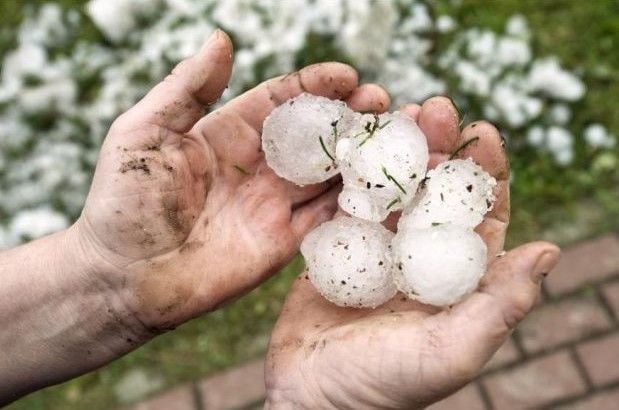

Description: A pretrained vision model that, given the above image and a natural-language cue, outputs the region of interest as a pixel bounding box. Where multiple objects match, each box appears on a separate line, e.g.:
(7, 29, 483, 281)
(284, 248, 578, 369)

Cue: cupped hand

(264, 97, 561, 409)
(75, 30, 389, 333)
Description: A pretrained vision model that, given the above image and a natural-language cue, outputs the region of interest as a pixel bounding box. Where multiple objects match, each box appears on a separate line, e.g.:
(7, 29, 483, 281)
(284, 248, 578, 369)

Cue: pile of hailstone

(263, 93, 497, 308)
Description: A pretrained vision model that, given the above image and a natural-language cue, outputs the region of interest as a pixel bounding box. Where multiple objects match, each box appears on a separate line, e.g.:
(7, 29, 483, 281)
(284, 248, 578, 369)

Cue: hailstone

(399, 158, 497, 231)
(392, 224, 487, 306)
(262, 93, 356, 185)
(300, 216, 397, 308)
(336, 112, 429, 222)
(261, 94, 497, 310)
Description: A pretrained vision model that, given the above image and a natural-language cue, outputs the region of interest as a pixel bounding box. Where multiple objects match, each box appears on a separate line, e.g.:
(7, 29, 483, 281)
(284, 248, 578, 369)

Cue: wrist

(0, 224, 155, 403)
(67, 219, 159, 342)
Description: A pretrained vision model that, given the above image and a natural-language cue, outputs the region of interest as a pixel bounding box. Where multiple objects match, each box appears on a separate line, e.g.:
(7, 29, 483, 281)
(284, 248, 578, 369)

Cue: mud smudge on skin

(145, 128, 168, 151)
(119, 158, 151, 175)
(162, 195, 183, 232)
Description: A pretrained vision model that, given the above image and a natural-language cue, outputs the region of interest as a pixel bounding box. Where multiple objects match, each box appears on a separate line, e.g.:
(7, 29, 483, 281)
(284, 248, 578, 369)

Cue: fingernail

(202, 29, 222, 51)
(533, 249, 560, 281)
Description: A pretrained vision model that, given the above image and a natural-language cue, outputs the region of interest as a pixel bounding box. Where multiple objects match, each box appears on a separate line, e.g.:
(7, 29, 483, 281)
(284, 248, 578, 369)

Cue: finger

(418, 96, 461, 157)
(475, 216, 508, 260)
(382, 211, 401, 232)
(437, 242, 560, 372)
(289, 175, 342, 209)
(192, 63, 359, 166)
(475, 180, 510, 259)
(455, 121, 510, 256)
(345, 84, 391, 113)
(114, 30, 233, 134)
(456, 121, 509, 181)
(398, 103, 422, 122)
(384, 100, 446, 230)
(219, 62, 358, 133)
(249, 162, 334, 208)
(289, 181, 332, 208)
(290, 184, 341, 243)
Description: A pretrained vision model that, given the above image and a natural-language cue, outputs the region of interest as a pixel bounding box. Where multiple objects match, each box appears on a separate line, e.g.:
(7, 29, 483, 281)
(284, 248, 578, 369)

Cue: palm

(77, 32, 390, 331)
(266, 98, 555, 409)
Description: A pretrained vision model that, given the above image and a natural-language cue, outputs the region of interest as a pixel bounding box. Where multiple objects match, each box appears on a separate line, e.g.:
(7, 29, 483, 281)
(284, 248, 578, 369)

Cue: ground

(2, 0, 619, 408)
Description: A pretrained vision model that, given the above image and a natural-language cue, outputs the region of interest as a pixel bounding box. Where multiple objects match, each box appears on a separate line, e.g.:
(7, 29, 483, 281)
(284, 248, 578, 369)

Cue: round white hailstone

(393, 225, 487, 306)
(300, 216, 397, 308)
(399, 158, 497, 230)
(336, 112, 429, 222)
(262, 93, 355, 185)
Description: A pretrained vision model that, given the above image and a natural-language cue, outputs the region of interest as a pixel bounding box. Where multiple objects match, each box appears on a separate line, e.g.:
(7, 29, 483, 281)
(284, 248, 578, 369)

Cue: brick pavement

(128, 233, 619, 409)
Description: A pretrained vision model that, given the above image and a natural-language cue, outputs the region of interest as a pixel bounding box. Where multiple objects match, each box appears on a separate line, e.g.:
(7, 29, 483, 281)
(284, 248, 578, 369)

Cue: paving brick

(198, 359, 265, 410)
(556, 387, 619, 410)
(483, 351, 586, 408)
(601, 280, 619, 318)
(483, 337, 520, 372)
(426, 383, 486, 410)
(546, 235, 619, 296)
(128, 385, 196, 410)
(576, 332, 619, 387)
(517, 295, 612, 353)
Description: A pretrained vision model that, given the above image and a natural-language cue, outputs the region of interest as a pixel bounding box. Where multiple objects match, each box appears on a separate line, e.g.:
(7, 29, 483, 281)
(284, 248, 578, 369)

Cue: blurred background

(1, 0, 618, 408)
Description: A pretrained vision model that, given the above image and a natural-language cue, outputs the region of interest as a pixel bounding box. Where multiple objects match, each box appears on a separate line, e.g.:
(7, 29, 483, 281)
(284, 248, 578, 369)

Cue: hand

(75, 30, 390, 334)
(264, 97, 561, 409)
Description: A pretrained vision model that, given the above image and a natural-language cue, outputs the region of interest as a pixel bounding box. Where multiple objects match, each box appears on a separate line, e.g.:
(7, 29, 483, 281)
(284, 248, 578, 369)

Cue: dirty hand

(75, 30, 389, 335)
(264, 97, 561, 409)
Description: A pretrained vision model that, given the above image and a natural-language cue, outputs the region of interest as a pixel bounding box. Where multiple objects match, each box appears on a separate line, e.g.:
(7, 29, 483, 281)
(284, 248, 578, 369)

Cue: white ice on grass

(392, 225, 487, 306)
(454, 61, 491, 96)
(546, 126, 574, 165)
(526, 126, 545, 147)
(438, 15, 587, 166)
(549, 104, 571, 125)
(8, 207, 69, 244)
(436, 15, 456, 33)
(524, 125, 576, 165)
(262, 93, 354, 185)
(336, 112, 429, 222)
(528, 58, 585, 101)
(584, 124, 616, 149)
(505, 14, 529, 38)
(399, 158, 497, 230)
(86, 0, 157, 43)
(0, 1, 601, 247)
(301, 216, 397, 308)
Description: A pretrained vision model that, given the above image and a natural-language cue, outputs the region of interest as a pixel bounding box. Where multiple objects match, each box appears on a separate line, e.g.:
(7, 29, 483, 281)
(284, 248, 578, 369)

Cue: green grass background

(1, 0, 619, 408)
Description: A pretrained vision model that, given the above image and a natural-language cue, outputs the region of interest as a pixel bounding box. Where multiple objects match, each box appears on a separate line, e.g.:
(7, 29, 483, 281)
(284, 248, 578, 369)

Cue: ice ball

(336, 112, 429, 222)
(262, 93, 355, 185)
(301, 216, 397, 308)
(399, 158, 497, 230)
(392, 224, 487, 306)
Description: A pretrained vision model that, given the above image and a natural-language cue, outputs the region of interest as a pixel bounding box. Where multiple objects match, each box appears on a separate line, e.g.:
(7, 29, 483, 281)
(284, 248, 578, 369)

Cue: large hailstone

(399, 158, 497, 231)
(336, 112, 429, 222)
(392, 225, 487, 306)
(262, 93, 356, 185)
(300, 216, 397, 308)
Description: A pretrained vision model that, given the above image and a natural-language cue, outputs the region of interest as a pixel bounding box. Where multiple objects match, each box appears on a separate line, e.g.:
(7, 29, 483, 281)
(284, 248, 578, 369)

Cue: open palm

(76, 31, 388, 332)
(265, 97, 560, 409)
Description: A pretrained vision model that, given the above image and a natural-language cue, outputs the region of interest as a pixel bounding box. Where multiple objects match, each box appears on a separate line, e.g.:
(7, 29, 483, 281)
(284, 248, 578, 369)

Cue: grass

(2, 0, 619, 408)
(432, 0, 619, 248)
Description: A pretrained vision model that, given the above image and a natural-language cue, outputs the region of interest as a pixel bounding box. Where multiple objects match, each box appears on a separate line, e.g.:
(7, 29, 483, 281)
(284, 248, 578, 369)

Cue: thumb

(475, 241, 561, 329)
(114, 29, 233, 134)
(437, 241, 561, 374)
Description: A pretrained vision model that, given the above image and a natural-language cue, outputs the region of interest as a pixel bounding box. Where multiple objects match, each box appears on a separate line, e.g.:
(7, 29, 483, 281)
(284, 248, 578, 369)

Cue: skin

(264, 98, 561, 409)
(0, 30, 560, 407)
(0, 31, 390, 404)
